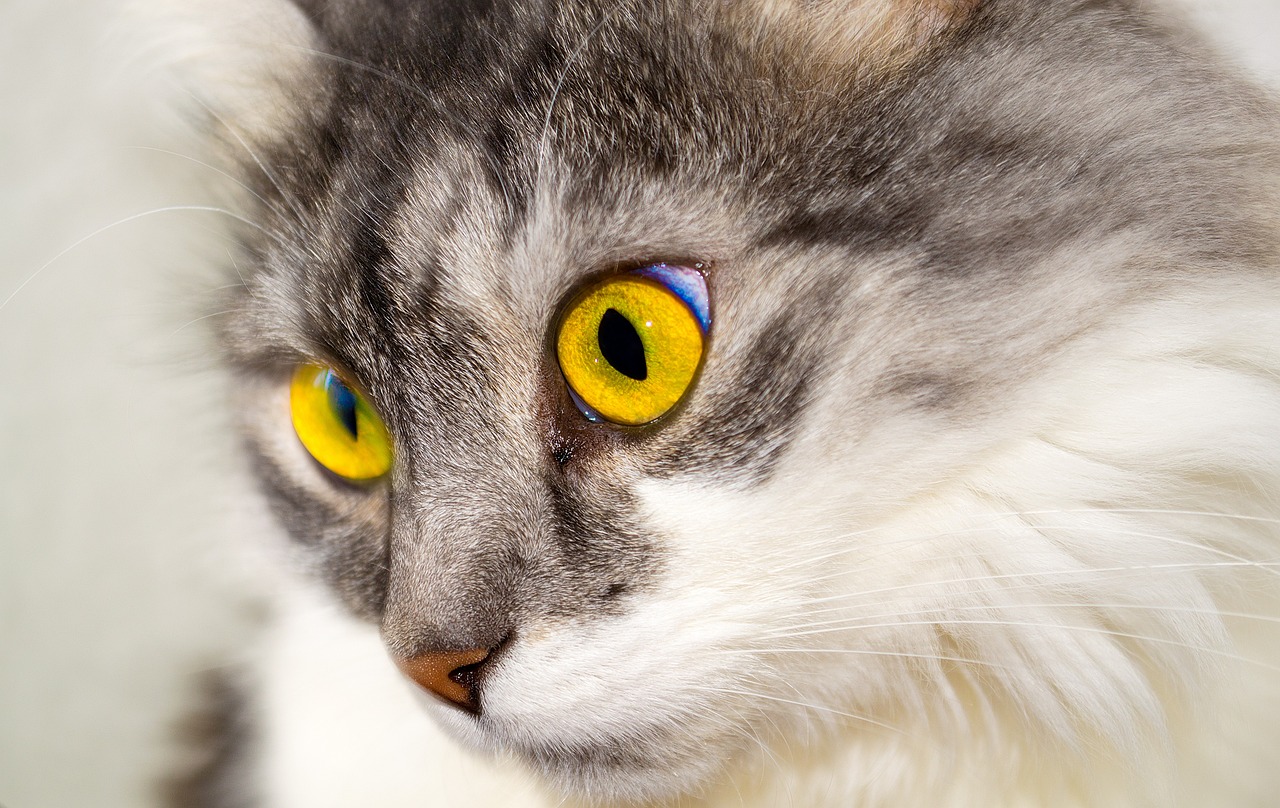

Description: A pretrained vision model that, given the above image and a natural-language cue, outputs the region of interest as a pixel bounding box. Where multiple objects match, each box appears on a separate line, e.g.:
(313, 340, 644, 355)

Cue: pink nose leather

(395, 648, 491, 712)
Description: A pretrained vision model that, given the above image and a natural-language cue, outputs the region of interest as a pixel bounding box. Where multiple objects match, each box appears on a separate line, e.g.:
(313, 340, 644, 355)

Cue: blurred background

(1, 2, 274, 806)
(2, 1, 1278, 807)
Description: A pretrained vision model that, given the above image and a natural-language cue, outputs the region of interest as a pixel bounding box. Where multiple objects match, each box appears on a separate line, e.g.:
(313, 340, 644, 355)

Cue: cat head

(212, 0, 1280, 801)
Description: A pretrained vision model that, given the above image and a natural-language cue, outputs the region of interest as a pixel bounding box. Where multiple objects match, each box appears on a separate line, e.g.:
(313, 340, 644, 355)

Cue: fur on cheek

(616, 291, 1280, 804)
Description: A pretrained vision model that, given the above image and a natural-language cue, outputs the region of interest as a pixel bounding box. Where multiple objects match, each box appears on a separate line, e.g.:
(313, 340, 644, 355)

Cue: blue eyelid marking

(631, 263, 711, 333)
(324, 370, 359, 438)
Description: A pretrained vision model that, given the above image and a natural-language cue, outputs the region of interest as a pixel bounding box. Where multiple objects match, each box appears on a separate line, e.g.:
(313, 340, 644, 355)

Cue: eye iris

(556, 272, 707, 426)
(290, 364, 392, 480)
(598, 308, 648, 381)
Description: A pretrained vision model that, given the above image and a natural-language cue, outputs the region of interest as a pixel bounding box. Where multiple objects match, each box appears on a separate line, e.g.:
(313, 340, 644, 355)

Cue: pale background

(1, 2, 1277, 807)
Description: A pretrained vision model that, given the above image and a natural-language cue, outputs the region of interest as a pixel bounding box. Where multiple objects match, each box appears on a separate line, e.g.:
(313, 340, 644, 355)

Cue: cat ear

(282, 0, 350, 38)
(737, 0, 981, 74)
(122, 0, 320, 144)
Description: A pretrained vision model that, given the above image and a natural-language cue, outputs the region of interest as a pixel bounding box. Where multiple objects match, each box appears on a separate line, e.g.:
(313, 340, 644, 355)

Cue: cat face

(221, 0, 1280, 801)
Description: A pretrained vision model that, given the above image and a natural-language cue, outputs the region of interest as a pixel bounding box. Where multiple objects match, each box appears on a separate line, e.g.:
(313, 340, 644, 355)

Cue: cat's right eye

(289, 364, 393, 481)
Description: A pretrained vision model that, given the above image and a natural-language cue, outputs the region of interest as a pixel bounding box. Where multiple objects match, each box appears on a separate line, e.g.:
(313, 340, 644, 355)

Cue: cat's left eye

(289, 364, 393, 481)
(556, 264, 710, 426)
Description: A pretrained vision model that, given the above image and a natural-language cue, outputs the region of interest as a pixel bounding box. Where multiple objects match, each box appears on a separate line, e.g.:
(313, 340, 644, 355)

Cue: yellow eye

(556, 266, 709, 426)
(289, 364, 393, 480)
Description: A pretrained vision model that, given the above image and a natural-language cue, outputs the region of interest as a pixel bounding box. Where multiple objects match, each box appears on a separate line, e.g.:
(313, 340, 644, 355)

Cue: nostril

(395, 648, 491, 713)
(447, 655, 488, 701)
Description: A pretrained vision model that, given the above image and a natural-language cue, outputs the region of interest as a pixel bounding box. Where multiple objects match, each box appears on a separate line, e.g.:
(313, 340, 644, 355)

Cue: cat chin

(503, 731, 724, 805)
(400, 681, 724, 804)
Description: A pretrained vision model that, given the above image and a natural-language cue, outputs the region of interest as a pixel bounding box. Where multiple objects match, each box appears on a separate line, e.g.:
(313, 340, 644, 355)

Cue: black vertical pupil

(598, 308, 647, 381)
(327, 376, 359, 439)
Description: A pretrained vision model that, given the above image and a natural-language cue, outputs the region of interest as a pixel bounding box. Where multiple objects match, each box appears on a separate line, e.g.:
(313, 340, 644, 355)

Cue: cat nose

(394, 648, 492, 713)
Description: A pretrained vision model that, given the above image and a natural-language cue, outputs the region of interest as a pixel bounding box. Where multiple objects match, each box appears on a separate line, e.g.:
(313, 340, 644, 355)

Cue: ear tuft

(120, 0, 319, 144)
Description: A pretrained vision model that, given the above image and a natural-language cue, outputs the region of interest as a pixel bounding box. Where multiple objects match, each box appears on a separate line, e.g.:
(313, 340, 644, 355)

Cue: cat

(169, 0, 1280, 805)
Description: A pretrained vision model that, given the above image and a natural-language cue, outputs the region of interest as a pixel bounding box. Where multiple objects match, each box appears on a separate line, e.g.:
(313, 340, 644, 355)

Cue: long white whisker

(756, 618, 1280, 672)
(801, 561, 1280, 610)
(765, 602, 1280, 637)
(128, 146, 286, 221)
(1018, 507, 1280, 526)
(180, 89, 308, 225)
(790, 562, 1280, 623)
(716, 647, 1018, 672)
(290, 45, 441, 108)
(223, 248, 249, 290)
(773, 508, 1280, 576)
(170, 309, 245, 336)
(767, 521, 943, 573)
(1, 206, 274, 313)
(684, 684, 906, 737)
(715, 698, 789, 785)
(793, 524, 1280, 606)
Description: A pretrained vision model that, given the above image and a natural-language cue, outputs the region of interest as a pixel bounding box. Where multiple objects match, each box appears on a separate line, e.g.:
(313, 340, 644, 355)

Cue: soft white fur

(3, 2, 1279, 808)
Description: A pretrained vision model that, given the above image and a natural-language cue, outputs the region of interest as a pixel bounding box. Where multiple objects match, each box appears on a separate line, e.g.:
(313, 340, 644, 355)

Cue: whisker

(228, 251, 248, 288)
(765, 601, 1280, 637)
(788, 525, 1280, 615)
(767, 521, 941, 573)
(756, 618, 1280, 673)
(170, 309, 245, 336)
(788, 563, 1280, 623)
(799, 560, 1280, 611)
(127, 146, 287, 221)
(1018, 507, 1280, 527)
(684, 684, 906, 737)
(715, 647, 1018, 673)
(1, 206, 276, 313)
(771, 508, 1280, 576)
(180, 89, 309, 226)
(712, 698, 788, 784)
(289, 46, 441, 110)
